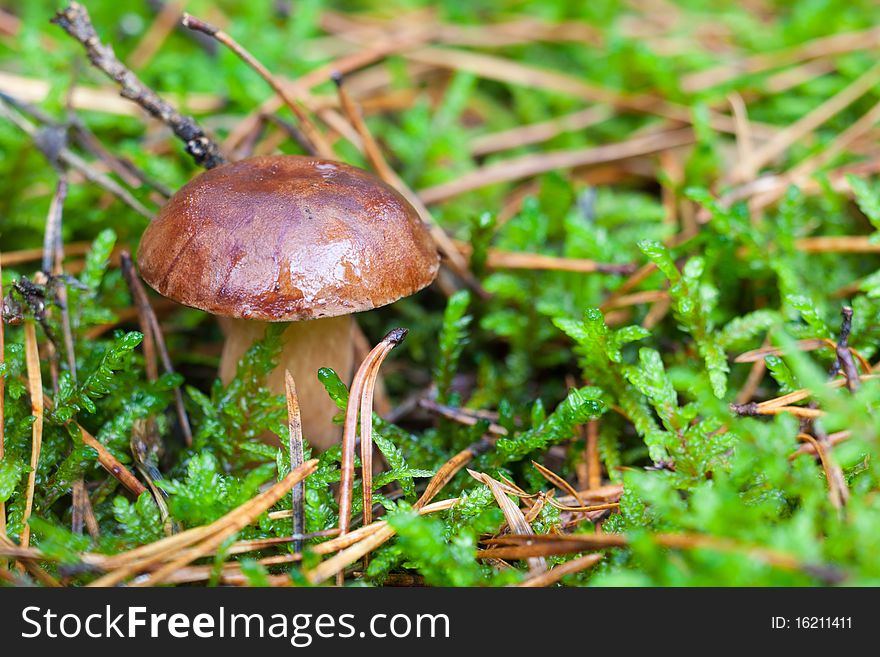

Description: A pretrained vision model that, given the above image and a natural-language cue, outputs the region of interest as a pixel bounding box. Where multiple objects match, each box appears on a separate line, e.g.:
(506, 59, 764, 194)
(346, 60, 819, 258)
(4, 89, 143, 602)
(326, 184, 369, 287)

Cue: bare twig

(52, 3, 225, 169)
(833, 307, 860, 392)
(119, 251, 192, 445)
(181, 13, 334, 160)
(0, 94, 156, 219)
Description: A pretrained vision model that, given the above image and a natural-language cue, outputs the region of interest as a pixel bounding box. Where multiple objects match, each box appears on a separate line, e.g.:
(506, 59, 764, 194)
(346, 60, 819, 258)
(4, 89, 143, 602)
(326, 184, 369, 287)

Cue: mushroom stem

(218, 316, 355, 451)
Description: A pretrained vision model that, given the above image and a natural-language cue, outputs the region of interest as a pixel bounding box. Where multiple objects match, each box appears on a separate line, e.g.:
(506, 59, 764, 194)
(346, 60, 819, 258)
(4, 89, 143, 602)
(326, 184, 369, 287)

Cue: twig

(19, 322, 43, 550)
(119, 251, 192, 445)
(52, 3, 225, 169)
(181, 13, 334, 160)
(418, 398, 508, 436)
(284, 372, 305, 554)
(833, 307, 860, 392)
(0, 94, 156, 220)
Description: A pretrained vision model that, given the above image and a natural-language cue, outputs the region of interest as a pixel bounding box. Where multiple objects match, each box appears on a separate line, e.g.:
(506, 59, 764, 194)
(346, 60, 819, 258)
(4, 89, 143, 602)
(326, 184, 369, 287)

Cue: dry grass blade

(223, 31, 432, 153)
(92, 459, 318, 586)
(480, 532, 838, 579)
(358, 344, 388, 530)
(19, 322, 43, 550)
(732, 61, 880, 180)
(304, 498, 458, 585)
(134, 460, 318, 587)
(585, 420, 601, 490)
(681, 26, 880, 92)
(516, 553, 603, 587)
(332, 72, 396, 182)
(0, 96, 156, 219)
(790, 430, 850, 459)
(182, 13, 334, 160)
(484, 250, 636, 275)
(419, 398, 508, 436)
(469, 470, 546, 574)
(735, 338, 829, 363)
(285, 371, 305, 553)
(0, 536, 60, 587)
(419, 128, 695, 204)
(404, 47, 760, 137)
(472, 106, 613, 157)
(796, 235, 880, 253)
(128, 0, 186, 71)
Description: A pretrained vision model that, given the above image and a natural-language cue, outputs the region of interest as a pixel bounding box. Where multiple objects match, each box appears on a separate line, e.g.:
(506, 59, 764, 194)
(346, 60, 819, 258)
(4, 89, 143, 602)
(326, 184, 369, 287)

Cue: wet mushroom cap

(137, 155, 440, 321)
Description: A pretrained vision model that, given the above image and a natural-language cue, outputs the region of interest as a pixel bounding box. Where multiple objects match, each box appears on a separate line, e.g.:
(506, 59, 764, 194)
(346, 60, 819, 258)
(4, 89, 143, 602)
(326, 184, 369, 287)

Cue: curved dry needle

(338, 329, 408, 537)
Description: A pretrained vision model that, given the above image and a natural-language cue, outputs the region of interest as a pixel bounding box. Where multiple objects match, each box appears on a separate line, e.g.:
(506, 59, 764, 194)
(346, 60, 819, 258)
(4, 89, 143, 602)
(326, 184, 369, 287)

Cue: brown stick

(0, 96, 156, 219)
(52, 3, 225, 169)
(181, 13, 334, 160)
(119, 251, 192, 445)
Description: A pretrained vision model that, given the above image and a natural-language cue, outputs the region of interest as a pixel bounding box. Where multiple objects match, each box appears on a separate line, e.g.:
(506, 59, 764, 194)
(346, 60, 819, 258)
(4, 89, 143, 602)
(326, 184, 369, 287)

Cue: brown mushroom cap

(137, 155, 439, 321)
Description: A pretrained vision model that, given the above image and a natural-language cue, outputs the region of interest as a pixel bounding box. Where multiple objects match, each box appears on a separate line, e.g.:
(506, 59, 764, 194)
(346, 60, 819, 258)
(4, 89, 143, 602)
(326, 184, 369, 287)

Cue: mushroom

(137, 155, 439, 450)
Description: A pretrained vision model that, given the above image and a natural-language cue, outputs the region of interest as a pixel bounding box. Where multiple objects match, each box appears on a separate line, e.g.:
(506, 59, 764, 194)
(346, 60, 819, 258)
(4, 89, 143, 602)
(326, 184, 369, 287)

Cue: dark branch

(52, 2, 226, 170)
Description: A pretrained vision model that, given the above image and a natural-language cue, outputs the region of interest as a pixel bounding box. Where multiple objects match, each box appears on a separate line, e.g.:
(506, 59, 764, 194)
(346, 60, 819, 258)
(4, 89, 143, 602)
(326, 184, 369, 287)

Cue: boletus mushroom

(137, 155, 439, 450)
